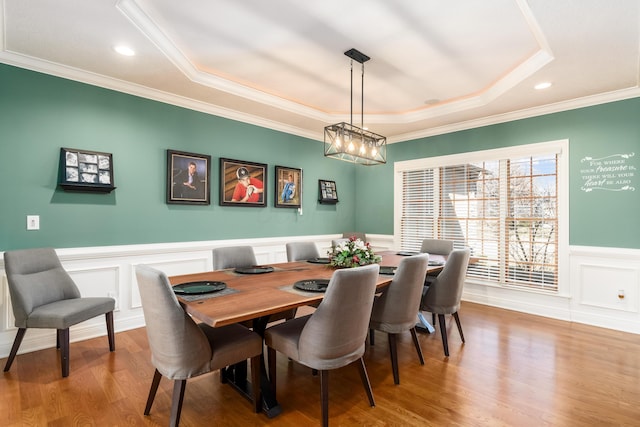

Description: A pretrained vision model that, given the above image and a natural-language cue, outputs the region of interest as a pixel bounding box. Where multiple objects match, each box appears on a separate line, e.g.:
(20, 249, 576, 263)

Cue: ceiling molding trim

(389, 87, 640, 143)
(116, 0, 331, 123)
(0, 50, 322, 142)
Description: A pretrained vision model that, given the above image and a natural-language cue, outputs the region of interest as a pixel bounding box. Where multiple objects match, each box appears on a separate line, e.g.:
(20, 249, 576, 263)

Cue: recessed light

(114, 45, 135, 56)
(534, 82, 552, 90)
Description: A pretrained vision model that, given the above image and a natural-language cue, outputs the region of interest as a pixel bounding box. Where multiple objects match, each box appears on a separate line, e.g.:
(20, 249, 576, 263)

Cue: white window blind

(399, 147, 561, 292)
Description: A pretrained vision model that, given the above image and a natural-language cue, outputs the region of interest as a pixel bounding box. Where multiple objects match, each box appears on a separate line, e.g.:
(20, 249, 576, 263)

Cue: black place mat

(307, 257, 331, 264)
(234, 266, 275, 274)
(293, 279, 330, 292)
(396, 251, 420, 256)
(428, 260, 445, 266)
(173, 281, 227, 295)
(379, 266, 397, 275)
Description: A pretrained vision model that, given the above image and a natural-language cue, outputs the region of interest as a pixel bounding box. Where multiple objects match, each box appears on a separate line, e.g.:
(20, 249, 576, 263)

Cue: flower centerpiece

(328, 236, 381, 268)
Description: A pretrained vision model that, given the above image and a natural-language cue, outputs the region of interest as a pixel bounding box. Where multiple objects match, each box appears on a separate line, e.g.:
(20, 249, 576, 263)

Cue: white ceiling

(1, 0, 639, 143)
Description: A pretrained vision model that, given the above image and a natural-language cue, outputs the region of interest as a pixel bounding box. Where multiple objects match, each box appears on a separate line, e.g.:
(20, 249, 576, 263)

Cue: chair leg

(144, 369, 163, 415)
(388, 333, 400, 385)
(432, 313, 436, 329)
(409, 327, 425, 365)
(170, 379, 187, 427)
(3, 327, 26, 372)
(437, 314, 449, 357)
(105, 311, 115, 351)
(319, 370, 329, 427)
(58, 328, 70, 377)
(267, 347, 277, 397)
(356, 357, 375, 407)
(369, 328, 375, 345)
(452, 312, 465, 343)
(250, 355, 261, 413)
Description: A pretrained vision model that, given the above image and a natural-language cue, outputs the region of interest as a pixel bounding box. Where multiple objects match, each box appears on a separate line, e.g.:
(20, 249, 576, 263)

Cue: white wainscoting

(463, 245, 640, 334)
(0, 234, 394, 358)
(2, 238, 637, 359)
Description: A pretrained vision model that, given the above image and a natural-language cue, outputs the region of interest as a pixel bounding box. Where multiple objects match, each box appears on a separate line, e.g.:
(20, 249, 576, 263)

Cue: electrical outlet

(27, 215, 40, 230)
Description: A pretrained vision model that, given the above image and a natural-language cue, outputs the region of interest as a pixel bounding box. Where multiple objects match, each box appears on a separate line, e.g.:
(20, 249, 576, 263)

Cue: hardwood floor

(2, 301, 639, 426)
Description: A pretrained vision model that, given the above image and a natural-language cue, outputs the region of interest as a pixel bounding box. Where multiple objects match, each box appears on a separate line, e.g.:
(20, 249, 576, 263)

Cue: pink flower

(352, 255, 360, 263)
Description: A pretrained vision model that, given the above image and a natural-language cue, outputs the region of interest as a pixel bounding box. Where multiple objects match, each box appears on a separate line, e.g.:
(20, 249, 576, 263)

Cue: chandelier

(324, 48, 386, 165)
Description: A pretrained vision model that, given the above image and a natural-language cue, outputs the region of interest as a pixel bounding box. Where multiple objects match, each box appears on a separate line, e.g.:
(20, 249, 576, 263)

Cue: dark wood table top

(169, 251, 444, 327)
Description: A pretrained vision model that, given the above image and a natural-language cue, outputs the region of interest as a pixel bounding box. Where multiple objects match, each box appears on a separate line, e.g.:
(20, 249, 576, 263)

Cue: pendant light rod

(344, 48, 370, 129)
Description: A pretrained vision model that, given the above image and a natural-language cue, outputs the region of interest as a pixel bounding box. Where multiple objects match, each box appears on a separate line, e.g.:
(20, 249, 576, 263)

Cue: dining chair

(264, 264, 380, 427)
(3, 248, 115, 378)
(211, 246, 257, 270)
(419, 238, 455, 328)
(420, 239, 454, 256)
(369, 254, 429, 384)
(285, 242, 320, 261)
(135, 265, 263, 426)
(342, 232, 366, 242)
(420, 248, 471, 357)
(420, 238, 454, 285)
(330, 238, 349, 249)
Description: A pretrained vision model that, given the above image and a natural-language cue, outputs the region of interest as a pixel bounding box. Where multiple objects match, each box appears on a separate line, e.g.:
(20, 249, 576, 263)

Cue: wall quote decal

(579, 152, 636, 192)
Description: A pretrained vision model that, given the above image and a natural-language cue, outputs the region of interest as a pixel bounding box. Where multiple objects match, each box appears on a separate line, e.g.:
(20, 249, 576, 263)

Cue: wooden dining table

(168, 251, 445, 417)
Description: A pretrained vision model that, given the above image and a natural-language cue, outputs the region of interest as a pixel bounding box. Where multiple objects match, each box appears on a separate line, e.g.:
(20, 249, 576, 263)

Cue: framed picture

(318, 179, 339, 204)
(166, 150, 211, 205)
(220, 158, 267, 207)
(59, 147, 116, 193)
(275, 166, 302, 208)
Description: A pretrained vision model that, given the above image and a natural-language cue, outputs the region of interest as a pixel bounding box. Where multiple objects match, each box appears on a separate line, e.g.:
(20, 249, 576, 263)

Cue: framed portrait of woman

(275, 165, 302, 208)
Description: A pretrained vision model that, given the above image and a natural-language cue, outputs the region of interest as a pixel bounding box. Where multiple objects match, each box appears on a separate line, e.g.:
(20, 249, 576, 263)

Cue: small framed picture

(275, 166, 302, 208)
(166, 150, 211, 205)
(220, 158, 267, 207)
(318, 179, 339, 204)
(59, 148, 115, 193)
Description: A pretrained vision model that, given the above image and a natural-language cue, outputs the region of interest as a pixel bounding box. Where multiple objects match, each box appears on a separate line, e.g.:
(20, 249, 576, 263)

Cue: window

(395, 140, 568, 293)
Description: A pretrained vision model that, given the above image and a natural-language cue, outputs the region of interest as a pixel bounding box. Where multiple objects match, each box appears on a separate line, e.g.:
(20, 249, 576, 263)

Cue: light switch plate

(27, 215, 40, 230)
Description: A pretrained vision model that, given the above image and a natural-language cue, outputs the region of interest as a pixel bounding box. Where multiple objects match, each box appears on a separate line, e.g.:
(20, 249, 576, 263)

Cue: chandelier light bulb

(348, 141, 355, 152)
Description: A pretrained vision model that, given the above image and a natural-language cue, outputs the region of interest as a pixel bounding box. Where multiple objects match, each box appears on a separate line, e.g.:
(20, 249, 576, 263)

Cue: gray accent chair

(342, 232, 366, 241)
(369, 254, 429, 384)
(420, 239, 454, 256)
(212, 246, 257, 270)
(285, 242, 320, 262)
(135, 265, 263, 426)
(420, 248, 471, 357)
(3, 248, 115, 377)
(330, 238, 349, 249)
(265, 264, 380, 427)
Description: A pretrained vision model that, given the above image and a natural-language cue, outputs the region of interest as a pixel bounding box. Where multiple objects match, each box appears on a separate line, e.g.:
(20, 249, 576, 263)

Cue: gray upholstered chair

(211, 246, 257, 270)
(285, 242, 320, 262)
(420, 248, 471, 357)
(330, 238, 349, 249)
(369, 254, 429, 384)
(342, 232, 366, 241)
(419, 238, 455, 328)
(3, 248, 115, 377)
(135, 265, 262, 426)
(265, 264, 380, 427)
(420, 238, 454, 256)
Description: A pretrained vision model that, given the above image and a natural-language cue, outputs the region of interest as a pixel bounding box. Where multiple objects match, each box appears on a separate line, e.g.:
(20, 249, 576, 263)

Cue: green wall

(0, 64, 358, 250)
(355, 98, 640, 249)
(2, 64, 639, 251)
